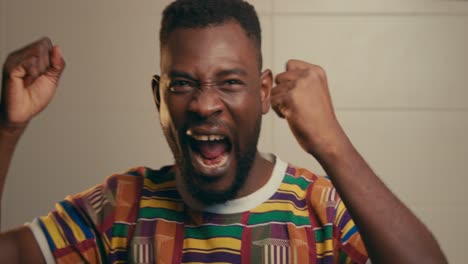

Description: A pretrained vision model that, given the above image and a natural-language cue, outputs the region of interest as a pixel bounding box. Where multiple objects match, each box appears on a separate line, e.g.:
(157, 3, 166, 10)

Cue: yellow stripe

(251, 201, 308, 217)
(277, 190, 302, 201)
(185, 262, 232, 264)
(342, 220, 355, 236)
(41, 216, 67, 249)
(315, 239, 334, 254)
(183, 248, 240, 254)
(55, 205, 86, 242)
(140, 199, 183, 211)
(278, 183, 307, 198)
(144, 179, 176, 191)
(267, 199, 307, 210)
(335, 200, 346, 224)
(317, 250, 334, 258)
(184, 237, 241, 251)
(111, 237, 127, 248)
(102, 234, 111, 253)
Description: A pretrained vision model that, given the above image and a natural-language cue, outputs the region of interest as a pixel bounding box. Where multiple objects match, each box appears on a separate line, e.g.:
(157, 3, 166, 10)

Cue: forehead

(160, 21, 259, 76)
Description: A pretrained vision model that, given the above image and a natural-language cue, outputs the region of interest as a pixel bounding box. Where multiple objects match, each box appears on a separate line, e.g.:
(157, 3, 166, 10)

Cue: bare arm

(0, 226, 46, 263)
(0, 37, 65, 263)
(0, 128, 45, 263)
(0, 125, 25, 216)
(271, 59, 447, 263)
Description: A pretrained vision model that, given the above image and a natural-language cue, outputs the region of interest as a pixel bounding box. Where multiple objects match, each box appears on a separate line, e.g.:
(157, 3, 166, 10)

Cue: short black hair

(160, 0, 262, 69)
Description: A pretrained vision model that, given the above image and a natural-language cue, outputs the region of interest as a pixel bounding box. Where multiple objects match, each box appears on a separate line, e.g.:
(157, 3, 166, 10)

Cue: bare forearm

(315, 130, 447, 263)
(271, 59, 446, 263)
(0, 226, 45, 263)
(0, 124, 25, 212)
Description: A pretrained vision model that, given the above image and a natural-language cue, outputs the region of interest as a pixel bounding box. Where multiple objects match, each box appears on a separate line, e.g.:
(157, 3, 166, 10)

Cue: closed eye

(219, 79, 245, 91)
(168, 80, 197, 93)
(225, 79, 242, 85)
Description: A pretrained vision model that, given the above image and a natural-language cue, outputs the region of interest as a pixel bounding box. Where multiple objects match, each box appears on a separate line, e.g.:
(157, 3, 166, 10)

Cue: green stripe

(339, 251, 348, 264)
(185, 225, 243, 239)
(146, 170, 176, 184)
(282, 175, 310, 190)
(248, 211, 310, 226)
(138, 207, 184, 222)
(314, 225, 333, 243)
(112, 223, 130, 237)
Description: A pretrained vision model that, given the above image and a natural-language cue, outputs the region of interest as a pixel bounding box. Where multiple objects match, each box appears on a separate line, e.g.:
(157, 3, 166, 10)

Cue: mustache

(182, 119, 229, 131)
(179, 119, 235, 142)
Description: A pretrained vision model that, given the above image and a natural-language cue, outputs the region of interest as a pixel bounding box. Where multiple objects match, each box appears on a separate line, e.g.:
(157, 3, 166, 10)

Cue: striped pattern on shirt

(36, 163, 368, 263)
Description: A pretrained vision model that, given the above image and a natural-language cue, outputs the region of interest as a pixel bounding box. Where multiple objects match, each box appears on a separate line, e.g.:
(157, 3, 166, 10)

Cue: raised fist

(271, 59, 344, 157)
(1, 37, 65, 129)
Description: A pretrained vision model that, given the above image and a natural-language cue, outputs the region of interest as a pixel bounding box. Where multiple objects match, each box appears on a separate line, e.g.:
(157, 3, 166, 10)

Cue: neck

(235, 151, 274, 198)
(177, 151, 275, 208)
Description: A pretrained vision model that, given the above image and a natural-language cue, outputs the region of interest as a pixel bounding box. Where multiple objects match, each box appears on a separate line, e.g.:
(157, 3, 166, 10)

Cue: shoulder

(283, 163, 369, 262)
(86, 165, 176, 195)
(67, 165, 177, 224)
(278, 163, 338, 208)
(105, 165, 174, 185)
(68, 166, 168, 200)
(281, 164, 334, 197)
(282, 163, 340, 218)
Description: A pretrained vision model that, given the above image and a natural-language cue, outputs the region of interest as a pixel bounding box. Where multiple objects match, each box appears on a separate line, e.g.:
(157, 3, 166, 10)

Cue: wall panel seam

(272, 12, 468, 17)
(336, 108, 468, 112)
(268, 14, 277, 153)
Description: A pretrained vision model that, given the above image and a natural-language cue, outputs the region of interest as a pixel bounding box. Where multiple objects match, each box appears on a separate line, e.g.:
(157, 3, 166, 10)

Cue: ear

(152, 75, 161, 110)
(260, 69, 273, 114)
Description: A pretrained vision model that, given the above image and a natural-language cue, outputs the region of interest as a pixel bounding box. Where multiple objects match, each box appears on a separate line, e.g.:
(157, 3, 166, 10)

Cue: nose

(187, 86, 223, 119)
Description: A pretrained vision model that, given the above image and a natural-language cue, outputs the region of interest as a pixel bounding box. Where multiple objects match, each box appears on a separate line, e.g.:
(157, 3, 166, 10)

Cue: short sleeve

(309, 176, 370, 264)
(32, 169, 144, 263)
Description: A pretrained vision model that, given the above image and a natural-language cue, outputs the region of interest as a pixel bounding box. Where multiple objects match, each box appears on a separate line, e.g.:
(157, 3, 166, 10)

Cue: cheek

(227, 88, 263, 112)
(160, 95, 187, 129)
(159, 103, 174, 131)
(159, 101, 185, 153)
(228, 95, 263, 142)
(159, 105, 171, 129)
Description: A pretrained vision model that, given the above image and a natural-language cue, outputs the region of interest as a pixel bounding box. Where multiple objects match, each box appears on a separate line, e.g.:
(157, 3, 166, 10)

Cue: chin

(178, 146, 256, 205)
(170, 116, 262, 205)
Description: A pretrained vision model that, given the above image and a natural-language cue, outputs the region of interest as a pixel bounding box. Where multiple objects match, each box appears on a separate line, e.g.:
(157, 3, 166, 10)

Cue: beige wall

(1, 0, 467, 262)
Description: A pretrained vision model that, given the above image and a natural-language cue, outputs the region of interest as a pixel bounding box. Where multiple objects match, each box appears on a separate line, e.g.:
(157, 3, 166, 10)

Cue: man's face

(156, 21, 271, 204)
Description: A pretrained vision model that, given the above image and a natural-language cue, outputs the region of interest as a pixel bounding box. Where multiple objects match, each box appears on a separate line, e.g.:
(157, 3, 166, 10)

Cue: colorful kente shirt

(29, 155, 369, 263)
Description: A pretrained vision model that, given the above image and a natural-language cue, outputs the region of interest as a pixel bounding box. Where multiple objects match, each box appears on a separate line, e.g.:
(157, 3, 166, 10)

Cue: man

(0, 0, 447, 263)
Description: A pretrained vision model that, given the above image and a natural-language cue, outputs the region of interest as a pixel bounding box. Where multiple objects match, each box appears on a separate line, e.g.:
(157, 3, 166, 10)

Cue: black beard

(180, 144, 256, 205)
(172, 118, 261, 205)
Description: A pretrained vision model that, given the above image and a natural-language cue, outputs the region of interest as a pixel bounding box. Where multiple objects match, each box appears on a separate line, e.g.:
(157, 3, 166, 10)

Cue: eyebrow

(215, 68, 248, 78)
(167, 68, 248, 80)
(167, 70, 196, 80)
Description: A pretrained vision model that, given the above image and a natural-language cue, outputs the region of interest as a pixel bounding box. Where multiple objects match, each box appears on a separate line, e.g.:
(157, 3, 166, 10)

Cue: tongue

(198, 141, 228, 159)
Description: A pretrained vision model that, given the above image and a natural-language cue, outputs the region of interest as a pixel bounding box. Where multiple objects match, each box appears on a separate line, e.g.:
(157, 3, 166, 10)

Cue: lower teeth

(199, 153, 226, 166)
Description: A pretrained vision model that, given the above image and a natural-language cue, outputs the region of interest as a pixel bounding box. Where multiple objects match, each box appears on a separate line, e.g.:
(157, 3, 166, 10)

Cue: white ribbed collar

(178, 153, 287, 214)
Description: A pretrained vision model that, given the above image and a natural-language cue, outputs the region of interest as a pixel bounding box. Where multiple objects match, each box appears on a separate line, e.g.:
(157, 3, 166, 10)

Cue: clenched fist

(271, 59, 346, 158)
(1, 37, 65, 130)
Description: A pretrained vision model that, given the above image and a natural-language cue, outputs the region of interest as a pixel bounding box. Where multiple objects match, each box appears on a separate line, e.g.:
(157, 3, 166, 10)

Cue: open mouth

(186, 130, 232, 169)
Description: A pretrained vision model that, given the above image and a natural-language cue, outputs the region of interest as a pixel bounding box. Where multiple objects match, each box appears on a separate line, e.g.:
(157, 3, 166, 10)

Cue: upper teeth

(186, 131, 225, 141)
(194, 134, 225, 141)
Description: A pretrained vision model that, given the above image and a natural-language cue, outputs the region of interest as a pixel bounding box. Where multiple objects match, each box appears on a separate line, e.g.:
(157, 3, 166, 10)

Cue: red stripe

(97, 211, 115, 233)
(171, 222, 184, 264)
(305, 227, 317, 264)
(342, 242, 368, 264)
(240, 211, 251, 263)
(53, 239, 97, 258)
(306, 182, 318, 263)
(306, 181, 320, 228)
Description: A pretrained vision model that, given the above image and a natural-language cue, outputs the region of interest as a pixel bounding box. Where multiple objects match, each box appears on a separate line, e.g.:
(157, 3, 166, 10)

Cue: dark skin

(0, 22, 447, 263)
(154, 22, 274, 203)
(0, 37, 63, 263)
